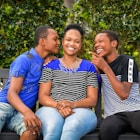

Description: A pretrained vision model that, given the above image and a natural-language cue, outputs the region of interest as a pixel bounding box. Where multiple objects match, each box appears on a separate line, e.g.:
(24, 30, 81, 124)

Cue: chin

(97, 53, 103, 57)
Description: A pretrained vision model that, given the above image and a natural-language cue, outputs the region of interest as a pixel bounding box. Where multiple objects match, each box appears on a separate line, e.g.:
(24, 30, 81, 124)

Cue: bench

(0, 68, 140, 140)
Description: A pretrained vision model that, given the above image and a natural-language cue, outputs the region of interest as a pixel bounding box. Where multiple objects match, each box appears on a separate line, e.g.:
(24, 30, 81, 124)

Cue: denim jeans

(0, 102, 26, 135)
(36, 106, 97, 140)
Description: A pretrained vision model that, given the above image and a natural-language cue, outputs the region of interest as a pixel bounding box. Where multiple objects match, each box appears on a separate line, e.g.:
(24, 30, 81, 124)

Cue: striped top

(100, 55, 140, 118)
(39, 59, 98, 102)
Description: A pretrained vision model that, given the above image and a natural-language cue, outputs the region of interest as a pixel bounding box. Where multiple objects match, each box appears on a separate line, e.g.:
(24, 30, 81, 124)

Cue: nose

(69, 40, 75, 46)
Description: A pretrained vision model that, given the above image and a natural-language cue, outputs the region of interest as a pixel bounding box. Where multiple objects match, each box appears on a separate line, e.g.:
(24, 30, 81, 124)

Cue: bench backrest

(0, 69, 9, 91)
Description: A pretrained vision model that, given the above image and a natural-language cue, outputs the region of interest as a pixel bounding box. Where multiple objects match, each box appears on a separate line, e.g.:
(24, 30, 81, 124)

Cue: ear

(39, 38, 45, 46)
(112, 40, 117, 48)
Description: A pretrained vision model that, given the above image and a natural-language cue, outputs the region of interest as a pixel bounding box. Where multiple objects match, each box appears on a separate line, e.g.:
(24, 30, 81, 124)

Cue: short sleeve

(10, 55, 30, 78)
(39, 68, 53, 83)
(121, 57, 139, 83)
(87, 64, 98, 88)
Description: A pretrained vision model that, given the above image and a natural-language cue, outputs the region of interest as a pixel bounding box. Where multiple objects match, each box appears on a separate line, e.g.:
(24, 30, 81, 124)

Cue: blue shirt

(0, 48, 43, 109)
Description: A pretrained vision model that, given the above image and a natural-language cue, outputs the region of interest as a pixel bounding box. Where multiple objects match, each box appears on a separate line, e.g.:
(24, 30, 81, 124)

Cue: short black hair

(34, 25, 53, 46)
(99, 30, 119, 49)
(64, 23, 85, 37)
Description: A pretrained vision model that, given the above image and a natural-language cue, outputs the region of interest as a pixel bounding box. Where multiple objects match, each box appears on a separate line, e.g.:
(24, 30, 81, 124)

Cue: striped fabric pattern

(39, 59, 98, 102)
(101, 55, 140, 118)
(102, 74, 140, 118)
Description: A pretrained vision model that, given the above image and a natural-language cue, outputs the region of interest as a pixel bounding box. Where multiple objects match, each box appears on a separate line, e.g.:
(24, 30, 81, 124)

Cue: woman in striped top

(36, 24, 99, 140)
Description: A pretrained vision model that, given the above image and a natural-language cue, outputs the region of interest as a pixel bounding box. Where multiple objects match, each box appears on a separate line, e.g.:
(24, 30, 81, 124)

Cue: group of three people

(0, 23, 140, 140)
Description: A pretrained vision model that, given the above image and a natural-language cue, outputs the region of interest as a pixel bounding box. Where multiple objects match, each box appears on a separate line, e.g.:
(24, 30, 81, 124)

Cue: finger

(67, 108, 74, 114)
(59, 110, 65, 117)
(35, 117, 42, 128)
(57, 101, 65, 109)
(61, 102, 65, 108)
(89, 51, 95, 55)
(25, 120, 32, 130)
(33, 126, 40, 133)
(31, 117, 42, 128)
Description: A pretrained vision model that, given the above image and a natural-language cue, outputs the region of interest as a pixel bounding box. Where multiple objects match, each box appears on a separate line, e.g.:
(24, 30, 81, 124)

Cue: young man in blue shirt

(0, 25, 60, 140)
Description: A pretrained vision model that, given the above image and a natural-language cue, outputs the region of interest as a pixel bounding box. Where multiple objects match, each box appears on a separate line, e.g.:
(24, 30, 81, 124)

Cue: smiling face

(43, 29, 60, 54)
(62, 29, 82, 56)
(94, 33, 117, 57)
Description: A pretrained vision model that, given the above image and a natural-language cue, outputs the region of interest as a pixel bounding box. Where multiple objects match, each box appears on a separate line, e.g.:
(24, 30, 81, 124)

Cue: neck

(35, 45, 49, 59)
(104, 53, 119, 64)
(61, 55, 80, 70)
(62, 55, 78, 65)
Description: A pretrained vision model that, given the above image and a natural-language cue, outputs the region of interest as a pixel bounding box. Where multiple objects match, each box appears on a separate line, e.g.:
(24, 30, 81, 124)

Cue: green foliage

(0, 0, 68, 68)
(67, 0, 140, 69)
(0, 0, 140, 70)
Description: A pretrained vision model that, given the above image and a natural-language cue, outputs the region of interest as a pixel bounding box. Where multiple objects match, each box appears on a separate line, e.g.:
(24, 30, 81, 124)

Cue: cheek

(77, 43, 82, 49)
(49, 41, 56, 46)
(62, 41, 67, 47)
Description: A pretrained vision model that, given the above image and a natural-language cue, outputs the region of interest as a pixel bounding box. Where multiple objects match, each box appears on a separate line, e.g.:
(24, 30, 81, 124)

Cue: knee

(63, 120, 80, 132)
(20, 130, 37, 140)
(42, 124, 63, 140)
(41, 120, 64, 138)
(100, 122, 119, 137)
(36, 107, 46, 118)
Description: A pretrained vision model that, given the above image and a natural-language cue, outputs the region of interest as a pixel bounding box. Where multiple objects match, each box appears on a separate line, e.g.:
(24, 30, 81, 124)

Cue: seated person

(0, 25, 60, 140)
(91, 30, 140, 140)
(36, 23, 99, 140)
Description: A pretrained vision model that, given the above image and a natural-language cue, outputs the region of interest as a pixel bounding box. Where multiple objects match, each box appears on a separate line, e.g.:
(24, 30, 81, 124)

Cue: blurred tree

(0, 0, 68, 68)
(66, 0, 140, 70)
(0, 0, 140, 70)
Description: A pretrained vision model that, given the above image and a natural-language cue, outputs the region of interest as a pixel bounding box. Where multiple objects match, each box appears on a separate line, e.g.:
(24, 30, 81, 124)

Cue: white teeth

(96, 49, 103, 54)
(68, 47, 74, 50)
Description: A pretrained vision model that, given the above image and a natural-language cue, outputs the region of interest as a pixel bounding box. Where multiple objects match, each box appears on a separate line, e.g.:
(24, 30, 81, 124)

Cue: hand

(90, 52, 109, 72)
(23, 109, 42, 135)
(56, 101, 66, 110)
(58, 106, 74, 118)
(44, 56, 57, 65)
(56, 100, 74, 110)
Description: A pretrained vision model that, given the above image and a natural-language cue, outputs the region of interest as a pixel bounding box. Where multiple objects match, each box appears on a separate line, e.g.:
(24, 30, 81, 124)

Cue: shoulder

(43, 59, 59, 69)
(81, 59, 97, 72)
(119, 54, 134, 61)
(9, 52, 33, 77)
(11, 51, 32, 67)
(118, 54, 137, 67)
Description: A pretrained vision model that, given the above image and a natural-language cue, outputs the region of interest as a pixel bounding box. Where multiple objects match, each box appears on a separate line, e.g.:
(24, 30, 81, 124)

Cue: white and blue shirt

(40, 59, 99, 102)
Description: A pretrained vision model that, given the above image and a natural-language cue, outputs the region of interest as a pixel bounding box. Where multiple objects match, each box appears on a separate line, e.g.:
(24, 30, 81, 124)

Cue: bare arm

(91, 53, 132, 100)
(38, 81, 57, 107)
(38, 81, 74, 118)
(7, 77, 41, 132)
(7, 77, 29, 113)
(60, 86, 98, 109)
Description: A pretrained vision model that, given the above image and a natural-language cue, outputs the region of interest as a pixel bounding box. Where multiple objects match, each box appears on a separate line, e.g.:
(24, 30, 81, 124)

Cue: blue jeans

(36, 106, 97, 140)
(0, 102, 26, 135)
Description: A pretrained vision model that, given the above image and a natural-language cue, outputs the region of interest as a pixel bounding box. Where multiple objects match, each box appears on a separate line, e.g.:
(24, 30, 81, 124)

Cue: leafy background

(0, 0, 140, 70)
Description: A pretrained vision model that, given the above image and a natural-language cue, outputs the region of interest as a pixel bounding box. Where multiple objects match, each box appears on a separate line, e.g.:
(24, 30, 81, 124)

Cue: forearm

(103, 66, 131, 99)
(71, 98, 97, 109)
(39, 95, 57, 108)
(7, 92, 31, 115)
